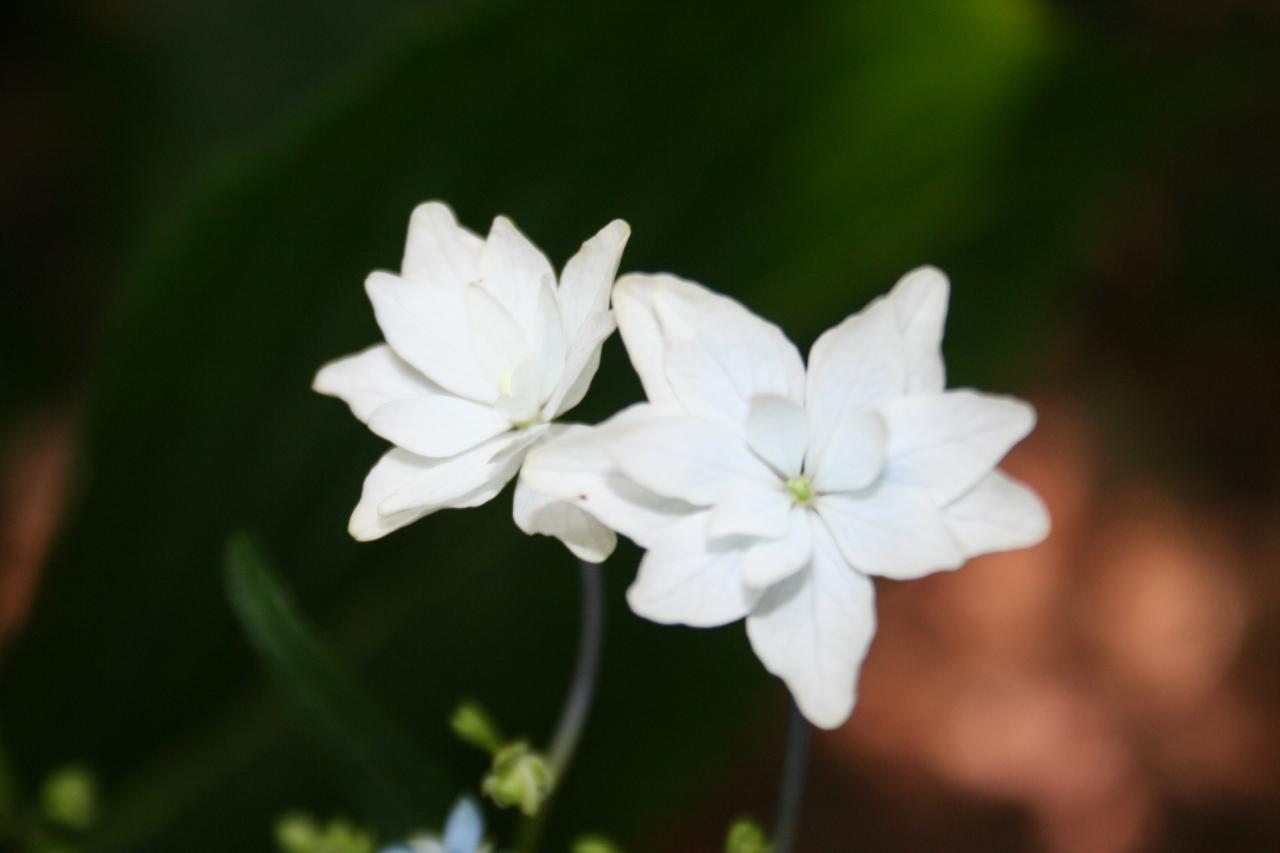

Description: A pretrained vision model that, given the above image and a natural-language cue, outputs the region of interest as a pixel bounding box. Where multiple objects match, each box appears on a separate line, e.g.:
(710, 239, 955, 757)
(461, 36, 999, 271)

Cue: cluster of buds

(451, 702, 553, 818)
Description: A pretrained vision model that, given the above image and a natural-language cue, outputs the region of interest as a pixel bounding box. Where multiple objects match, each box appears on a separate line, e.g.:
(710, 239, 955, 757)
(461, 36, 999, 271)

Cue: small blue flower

(380, 798, 495, 853)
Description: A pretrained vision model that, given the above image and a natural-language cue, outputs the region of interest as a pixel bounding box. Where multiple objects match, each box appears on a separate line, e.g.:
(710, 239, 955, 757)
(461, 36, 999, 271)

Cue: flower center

(786, 475, 814, 504)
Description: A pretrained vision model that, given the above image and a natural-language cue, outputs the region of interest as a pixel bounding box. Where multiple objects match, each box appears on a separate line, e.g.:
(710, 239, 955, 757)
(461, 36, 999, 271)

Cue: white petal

(746, 525, 877, 729)
(625, 511, 759, 628)
(817, 482, 964, 579)
(465, 282, 532, 382)
(808, 410, 887, 494)
(357, 429, 542, 528)
(401, 202, 484, 288)
(480, 216, 556, 348)
(312, 344, 439, 423)
(532, 275, 568, 401)
(600, 414, 775, 506)
(745, 394, 808, 477)
(513, 474, 617, 563)
(741, 508, 813, 588)
(493, 358, 542, 424)
(886, 266, 949, 395)
(805, 297, 906, 439)
(519, 414, 695, 548)
(542, 312, 615, 419)
(883, 390, 1036, 503)
(944, 470, 1049, 557)
(557, 219, 630, 341)
(366, 271, 496, 402)
(367, 395, 512, 458)
(613, 273, 805, 431)
(708, 482, 793, 539)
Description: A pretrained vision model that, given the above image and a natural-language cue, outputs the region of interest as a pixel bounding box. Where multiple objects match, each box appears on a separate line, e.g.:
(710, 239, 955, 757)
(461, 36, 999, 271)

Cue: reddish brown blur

(0, 411, 74, 658)
(820, 393, 1280, 853)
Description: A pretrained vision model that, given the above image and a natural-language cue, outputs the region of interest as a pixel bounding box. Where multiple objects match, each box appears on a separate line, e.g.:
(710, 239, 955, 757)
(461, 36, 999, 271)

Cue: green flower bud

(451, 701, 505, 755)
(481, 741, 553, 817)
(725, 818, 773, 853)
(274, 813, 374, 853)
(572, 835, 625, 853)
(275, 812, 321, 852)
(40, 766, 97, 832)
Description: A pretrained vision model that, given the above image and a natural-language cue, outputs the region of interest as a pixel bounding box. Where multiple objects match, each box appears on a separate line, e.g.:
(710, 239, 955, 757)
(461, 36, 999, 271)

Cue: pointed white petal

(519, 414, 695, 548)
(741, 508, 814, 588)
(533, 275, 568, 401)
(441, 798, 485, 853)
(360, 428, 542, 525)
(886, 266, 949, 395)
(312, 344, 439, 423)
(625, 511, 759, 627)
(513, 475, 617, 563)
(367, 394, 512, 458)
(542, 312, 615, 419)
(600, 414, 775, 506)
(401, 202, 484, 288)
(817, 482, 964, 579)
(944, 470, 1049, 556)
(558, 219, 629, 341)
(465, 282, 532, 383)
(480, 216, 556, 348)
(365, 271, 496, 402)
(745, 393, 808, 477)
(883, 390, 1036, 503)
(746, 525, 877, 729)
(708, 482, 792, 539)
(612, 273, 680, 404)
(805, 297, 906, 439)
(613, 274, 805, 431)
(808, 410, 887, 494)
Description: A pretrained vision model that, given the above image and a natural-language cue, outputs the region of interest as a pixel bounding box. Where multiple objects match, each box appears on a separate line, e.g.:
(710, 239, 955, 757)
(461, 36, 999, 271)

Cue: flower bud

(41, 765, 97, 832)
(572, 835, 625, 853)
(274, 813, 374, 853)
(481, 741, 553, 817)
(725, 818, 772, 853)
(450, 701, 505, 755)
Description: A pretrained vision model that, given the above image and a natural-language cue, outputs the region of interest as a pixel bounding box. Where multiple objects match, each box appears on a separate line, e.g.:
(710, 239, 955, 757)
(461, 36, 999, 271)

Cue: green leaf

(225, 533, 449, 834)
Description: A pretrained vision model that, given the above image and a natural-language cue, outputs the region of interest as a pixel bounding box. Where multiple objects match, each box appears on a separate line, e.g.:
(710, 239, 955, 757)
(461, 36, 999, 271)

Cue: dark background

(2, 1, 1279, 851)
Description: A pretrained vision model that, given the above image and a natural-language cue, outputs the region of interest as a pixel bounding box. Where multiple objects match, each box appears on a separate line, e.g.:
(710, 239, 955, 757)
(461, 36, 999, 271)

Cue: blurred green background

(3, 0, 1278, 851)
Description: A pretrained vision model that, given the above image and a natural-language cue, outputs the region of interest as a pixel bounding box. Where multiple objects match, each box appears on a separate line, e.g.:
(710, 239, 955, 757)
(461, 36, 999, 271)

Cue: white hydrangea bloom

(521, 268, 1049, 727)
(314, 202, 628, 561)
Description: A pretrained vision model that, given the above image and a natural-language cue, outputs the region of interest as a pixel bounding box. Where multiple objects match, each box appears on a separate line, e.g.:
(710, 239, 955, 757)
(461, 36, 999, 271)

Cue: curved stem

(517, 559, 605, 852)
(547, 560, 604, 776)
(773, 698, 811, 853)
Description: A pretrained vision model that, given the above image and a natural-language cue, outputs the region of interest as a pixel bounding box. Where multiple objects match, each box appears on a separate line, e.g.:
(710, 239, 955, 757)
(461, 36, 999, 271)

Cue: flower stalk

(518, 559, 605, 852)
(773, 699, 811, 853)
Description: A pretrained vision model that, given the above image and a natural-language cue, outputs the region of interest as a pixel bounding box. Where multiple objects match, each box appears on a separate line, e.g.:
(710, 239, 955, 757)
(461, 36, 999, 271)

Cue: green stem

(517, 559, 605, 852)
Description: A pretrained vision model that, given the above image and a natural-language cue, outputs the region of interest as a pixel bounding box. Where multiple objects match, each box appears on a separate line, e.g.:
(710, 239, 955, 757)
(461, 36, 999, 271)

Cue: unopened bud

(274, 813, 374, 853)
(725, 818, 772, 853)
(41, 765, 97, 832)
(481, 741, 553, 817)
(450, 701, 505, 755)
(572, 835, 625, 853)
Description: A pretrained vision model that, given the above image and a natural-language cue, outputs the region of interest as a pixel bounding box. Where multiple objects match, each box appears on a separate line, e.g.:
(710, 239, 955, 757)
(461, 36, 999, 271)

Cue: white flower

(314, 202, 628, 561)
(521, 267, 1049, 728)
(381, 798, 496, 853)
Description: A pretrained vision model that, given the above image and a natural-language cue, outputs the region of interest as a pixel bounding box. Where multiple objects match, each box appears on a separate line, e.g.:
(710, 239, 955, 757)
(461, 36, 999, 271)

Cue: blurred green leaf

(225, 534, 449, 833)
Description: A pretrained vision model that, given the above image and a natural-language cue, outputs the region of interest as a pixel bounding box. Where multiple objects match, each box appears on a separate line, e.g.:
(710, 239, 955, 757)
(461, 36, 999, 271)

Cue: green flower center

(786, 475, 814, 504)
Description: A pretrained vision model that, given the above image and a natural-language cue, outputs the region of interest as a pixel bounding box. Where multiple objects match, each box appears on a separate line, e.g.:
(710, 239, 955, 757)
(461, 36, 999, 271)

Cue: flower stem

(773, 698, 811, 853)
(517, 558, 605, 852)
